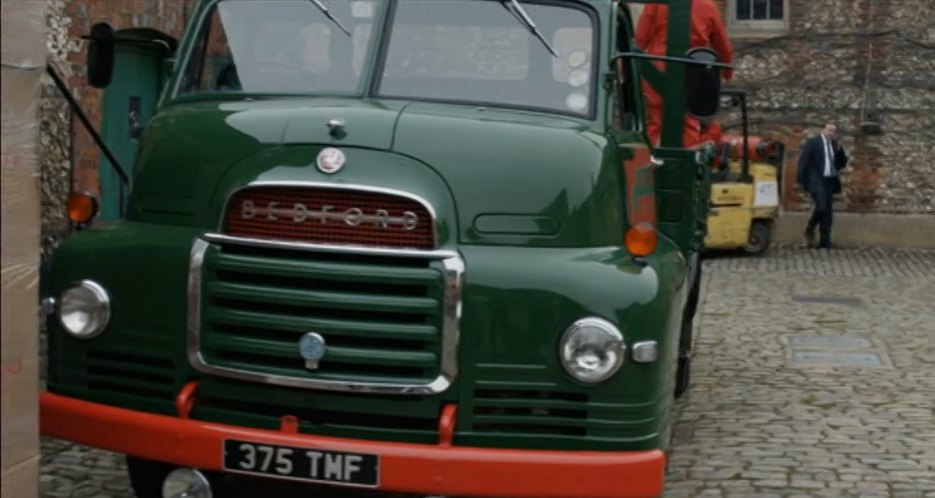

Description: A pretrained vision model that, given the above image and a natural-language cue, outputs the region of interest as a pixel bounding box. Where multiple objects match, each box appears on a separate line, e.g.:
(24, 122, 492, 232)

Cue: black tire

(674, 319, 693, 399)
(744, 221, 772, 256)
(684, 253, 702, 321)
(127, 457, 231, 498)
(659, 419, 674, 474)
(127, 457, 173, 498)
(675, 254, 701, 399)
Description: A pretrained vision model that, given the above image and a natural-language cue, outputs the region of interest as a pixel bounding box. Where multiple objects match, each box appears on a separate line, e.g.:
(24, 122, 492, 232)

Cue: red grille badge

(224, 186, 435, 250)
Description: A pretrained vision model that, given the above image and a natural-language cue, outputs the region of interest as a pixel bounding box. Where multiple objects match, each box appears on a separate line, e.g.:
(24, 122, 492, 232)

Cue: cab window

(612, 7, 640, 131)
(179, 0, 378, 95)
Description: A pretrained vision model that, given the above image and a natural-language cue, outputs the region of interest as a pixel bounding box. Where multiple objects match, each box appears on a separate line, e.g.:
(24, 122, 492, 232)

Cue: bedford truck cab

(41, 1, 726, 497)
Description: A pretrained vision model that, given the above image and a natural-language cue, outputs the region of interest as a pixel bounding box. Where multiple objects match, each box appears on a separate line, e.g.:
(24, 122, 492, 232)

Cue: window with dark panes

(735, 0, 784, 21)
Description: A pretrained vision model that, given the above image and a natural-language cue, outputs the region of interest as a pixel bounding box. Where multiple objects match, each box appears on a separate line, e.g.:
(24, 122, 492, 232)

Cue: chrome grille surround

(187, 231, 463, 395)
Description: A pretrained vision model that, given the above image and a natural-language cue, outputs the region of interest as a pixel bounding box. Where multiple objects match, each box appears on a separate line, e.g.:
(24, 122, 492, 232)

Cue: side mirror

(86, 22, 115, 88)
(719, 94, 741, 109)
(684, 48, 722, 122)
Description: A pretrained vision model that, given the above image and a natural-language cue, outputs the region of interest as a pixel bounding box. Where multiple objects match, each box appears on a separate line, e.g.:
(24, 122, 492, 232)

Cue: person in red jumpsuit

(635, 0, 734, 147)
(700, 119, 723, 145)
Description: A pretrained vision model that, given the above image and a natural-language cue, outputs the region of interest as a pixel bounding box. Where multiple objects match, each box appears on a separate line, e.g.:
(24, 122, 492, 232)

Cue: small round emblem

(317, 147, 346, 174)
(299, 332, 327, 370)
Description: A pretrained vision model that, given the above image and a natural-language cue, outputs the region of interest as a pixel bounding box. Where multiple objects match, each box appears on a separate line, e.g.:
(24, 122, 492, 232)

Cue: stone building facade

(38, 0, 934, 254)
(718, 0, 934, 213)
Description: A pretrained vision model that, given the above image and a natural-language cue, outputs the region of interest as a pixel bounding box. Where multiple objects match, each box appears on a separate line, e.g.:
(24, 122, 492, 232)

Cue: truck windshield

(179, 0, 379, 95)
(379, 0, 595, 116)
(180, 0, 595, 116)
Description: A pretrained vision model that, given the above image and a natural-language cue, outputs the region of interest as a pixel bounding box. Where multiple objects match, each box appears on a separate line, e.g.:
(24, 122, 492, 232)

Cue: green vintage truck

(40, 1, 726, 497)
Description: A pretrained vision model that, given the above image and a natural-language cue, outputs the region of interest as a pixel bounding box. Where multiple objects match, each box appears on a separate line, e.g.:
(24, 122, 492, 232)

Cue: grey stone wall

(726, 0, 935, 213)
(40, 0, 73, 259)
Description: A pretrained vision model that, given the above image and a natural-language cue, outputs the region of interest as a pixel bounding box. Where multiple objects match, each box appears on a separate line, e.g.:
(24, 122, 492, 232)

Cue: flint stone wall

(725, 0, 934, 213)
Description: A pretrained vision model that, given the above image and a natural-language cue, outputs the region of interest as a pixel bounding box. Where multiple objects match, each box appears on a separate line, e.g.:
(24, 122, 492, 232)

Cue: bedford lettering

(238, 201, 419, 231)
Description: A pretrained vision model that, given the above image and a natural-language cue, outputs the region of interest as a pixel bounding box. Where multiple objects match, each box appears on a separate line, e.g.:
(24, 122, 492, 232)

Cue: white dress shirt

(821, 134, 835, 177)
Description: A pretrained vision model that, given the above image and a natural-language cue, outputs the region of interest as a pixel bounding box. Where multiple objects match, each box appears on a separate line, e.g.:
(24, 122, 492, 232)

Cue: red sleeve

(635, 5, 658, 51)
(707, 5, 734, 80)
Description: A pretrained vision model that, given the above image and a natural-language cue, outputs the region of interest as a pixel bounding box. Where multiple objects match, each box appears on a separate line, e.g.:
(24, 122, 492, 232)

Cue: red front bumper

(40, 392, 665, 498)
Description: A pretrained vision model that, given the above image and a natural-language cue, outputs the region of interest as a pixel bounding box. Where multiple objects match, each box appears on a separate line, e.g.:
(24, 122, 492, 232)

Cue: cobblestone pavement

(40, 247, 935, 498)
(664, 246, 935, 498)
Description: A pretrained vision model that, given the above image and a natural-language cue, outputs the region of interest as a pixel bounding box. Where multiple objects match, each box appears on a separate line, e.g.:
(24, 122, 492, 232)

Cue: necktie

(825, 138, 836, 177)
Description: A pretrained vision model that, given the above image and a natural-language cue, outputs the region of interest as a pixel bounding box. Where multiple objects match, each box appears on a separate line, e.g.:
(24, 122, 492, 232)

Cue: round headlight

(559, 317, 625, 384)
(58, 280, 110, 339)
(163, 468, 212, 498)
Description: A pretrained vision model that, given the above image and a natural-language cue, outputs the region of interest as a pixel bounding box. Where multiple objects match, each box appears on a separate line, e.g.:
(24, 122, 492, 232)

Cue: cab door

(609, 4, 657, 237)
(616, 1, 711, 254)
(98, 30, 176, 220)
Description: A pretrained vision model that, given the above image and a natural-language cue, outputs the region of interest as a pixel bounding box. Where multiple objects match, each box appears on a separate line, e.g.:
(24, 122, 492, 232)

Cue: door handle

(128, 96, 144, 139)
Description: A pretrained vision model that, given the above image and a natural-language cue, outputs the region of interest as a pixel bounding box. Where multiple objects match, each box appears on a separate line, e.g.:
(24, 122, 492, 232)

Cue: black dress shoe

(804, 230, 817, 248)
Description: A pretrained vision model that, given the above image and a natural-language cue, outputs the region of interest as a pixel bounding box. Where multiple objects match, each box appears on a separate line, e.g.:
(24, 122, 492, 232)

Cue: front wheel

(744, 221, 772, 256)
(127, 457, 173, 498)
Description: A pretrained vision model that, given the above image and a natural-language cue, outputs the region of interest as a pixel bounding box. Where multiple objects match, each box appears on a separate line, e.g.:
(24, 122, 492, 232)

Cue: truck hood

(131, 99, 623, 246)
(392, 103, 620, 245)
(130, 98, 404, 224)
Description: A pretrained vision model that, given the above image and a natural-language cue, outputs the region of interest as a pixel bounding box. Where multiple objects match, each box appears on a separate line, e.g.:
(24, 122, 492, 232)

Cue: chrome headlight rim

(57, 279, 111, 339)
(163, 468, 213, 498)
(559, 317, 626, 385)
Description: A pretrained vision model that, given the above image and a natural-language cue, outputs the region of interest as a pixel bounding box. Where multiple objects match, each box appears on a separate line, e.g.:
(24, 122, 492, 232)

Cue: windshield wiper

(500, 0, 558, 57)
(308, 0, 352, 37)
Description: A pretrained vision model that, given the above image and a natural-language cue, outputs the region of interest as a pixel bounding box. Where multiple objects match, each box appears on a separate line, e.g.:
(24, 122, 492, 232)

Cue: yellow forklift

(704, 89, 784, 255)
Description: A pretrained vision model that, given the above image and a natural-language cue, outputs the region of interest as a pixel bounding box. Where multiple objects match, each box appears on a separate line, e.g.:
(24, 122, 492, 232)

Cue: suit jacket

(797, 135, 848, 195)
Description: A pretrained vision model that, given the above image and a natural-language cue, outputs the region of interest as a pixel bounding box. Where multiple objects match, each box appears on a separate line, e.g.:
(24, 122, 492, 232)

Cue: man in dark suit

(797, 123, 849, 248)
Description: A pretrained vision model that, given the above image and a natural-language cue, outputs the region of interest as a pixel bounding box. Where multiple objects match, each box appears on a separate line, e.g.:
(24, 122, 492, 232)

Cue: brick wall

(62, 0, 198, 195)
(724, 0, 935, 213)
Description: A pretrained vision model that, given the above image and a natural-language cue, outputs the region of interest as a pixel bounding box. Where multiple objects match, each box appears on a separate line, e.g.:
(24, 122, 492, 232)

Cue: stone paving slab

(39, 248, 935, 497)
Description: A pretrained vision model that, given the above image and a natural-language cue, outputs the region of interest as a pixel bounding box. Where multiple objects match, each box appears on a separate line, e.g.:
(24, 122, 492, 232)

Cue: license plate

(754, 181, 778, 207)
(223, 439, 379, 487)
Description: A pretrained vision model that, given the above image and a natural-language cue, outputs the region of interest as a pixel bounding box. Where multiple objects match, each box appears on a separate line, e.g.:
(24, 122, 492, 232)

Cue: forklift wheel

(744, 221, 772, 256)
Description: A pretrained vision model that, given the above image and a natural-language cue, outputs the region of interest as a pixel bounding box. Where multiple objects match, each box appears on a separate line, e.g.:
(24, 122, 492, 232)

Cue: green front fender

(454, 241, 689, 449)
(45, 221, 203, 414)
(457, 241, 688, 388)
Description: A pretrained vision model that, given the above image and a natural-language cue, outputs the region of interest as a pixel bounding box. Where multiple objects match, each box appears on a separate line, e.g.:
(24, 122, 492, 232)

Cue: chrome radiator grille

(188, 234, 462, 395)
